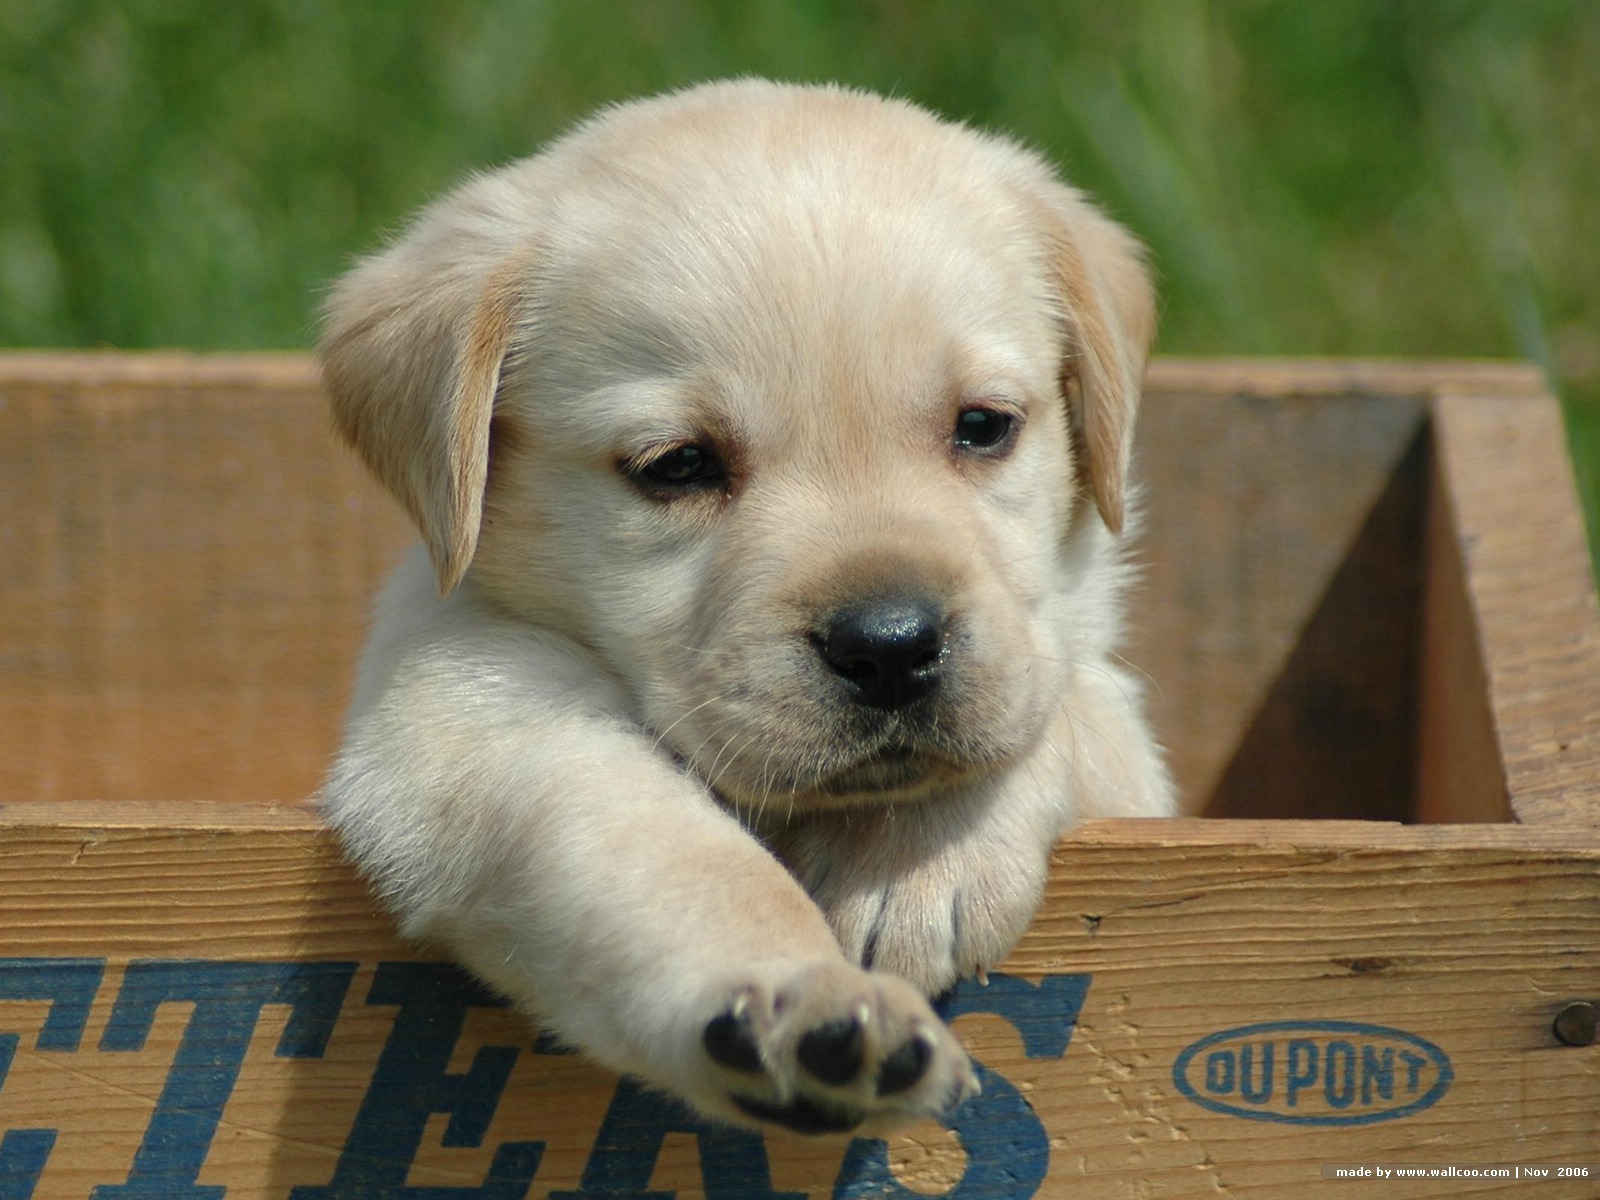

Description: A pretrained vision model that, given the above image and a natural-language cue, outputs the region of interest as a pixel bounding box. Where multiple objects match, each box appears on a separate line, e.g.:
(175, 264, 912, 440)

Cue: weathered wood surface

(1133, 390, 1429, 818)
(1427, 391, 1600, 828)
(0, 818, 1595, 1199)
(0, 356, 411, 806)
(0, 350, 1548, 394)
(6, 353, 1591, 817)
(3, 354, 1599, 1197)
(1146, 357, 1547, 398)
(1415, 424, 1510, 825)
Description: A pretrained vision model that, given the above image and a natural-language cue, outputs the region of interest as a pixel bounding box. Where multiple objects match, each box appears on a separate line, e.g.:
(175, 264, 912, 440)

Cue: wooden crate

(0, 354, 1595, 1199)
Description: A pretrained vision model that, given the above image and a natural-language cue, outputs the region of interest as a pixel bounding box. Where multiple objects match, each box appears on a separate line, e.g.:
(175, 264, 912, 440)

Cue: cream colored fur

(321, 79, 1174, 1135)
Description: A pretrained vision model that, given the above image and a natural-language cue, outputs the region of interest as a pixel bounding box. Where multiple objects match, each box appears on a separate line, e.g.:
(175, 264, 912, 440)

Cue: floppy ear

(320, 208, 529, 594)
(1029, 187, 1156, 534)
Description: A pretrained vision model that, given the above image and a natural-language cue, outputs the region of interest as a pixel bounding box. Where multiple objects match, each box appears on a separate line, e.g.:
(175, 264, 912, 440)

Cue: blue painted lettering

(0, 1131, 54, 1200)
(1238, 1042, 1272, 1105)
(0, 957, 104, 1050)
(1205, 1050, 1234, 1094)
(830, 973, 1091, 1200)
(549, 1077, 801, 1200)
(93, 960, 356, 1200)
(0, 959, 1096, 1198)
(291, 962, 542, 1200)
(1284, 1039, 1318, 1107)
(1399, 1049, 1426, 1093)
(1360, 1045, 1393, 1104)
(1173, 1020, 1454, 1127)
(0, 958, 106, 1199)
(1323, 1040, 1355, 1109)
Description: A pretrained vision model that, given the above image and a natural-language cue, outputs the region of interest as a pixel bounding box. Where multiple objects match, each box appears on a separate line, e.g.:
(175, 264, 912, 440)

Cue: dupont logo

(1173, 1020, 1453, 1126)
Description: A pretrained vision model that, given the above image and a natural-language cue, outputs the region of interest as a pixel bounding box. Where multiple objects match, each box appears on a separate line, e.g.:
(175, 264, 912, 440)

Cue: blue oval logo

(1173, 1020, 1453, 1126)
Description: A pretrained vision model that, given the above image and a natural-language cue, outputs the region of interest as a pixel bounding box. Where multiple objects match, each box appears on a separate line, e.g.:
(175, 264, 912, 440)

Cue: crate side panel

(0, 380, 414, 805)
(1203, 428, 1429, 821)
(1416, 442, 1510, 822)
(1132, 390, 1426, 815)
(1431, 392, 1600, 827)
(0, 822, 1595, 1199)
(1022, 830, 1600, 1195)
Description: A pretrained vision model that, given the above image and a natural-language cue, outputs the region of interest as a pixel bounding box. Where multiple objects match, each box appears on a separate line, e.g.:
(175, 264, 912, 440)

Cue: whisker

(647, 693, 727, 756)
(704, 728, 759, 795)
(1106, 649, 1163, 700)
(662, 639, 719, 659)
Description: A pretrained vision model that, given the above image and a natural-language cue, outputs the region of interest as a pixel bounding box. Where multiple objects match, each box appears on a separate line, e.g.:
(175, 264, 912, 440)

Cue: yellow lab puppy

(321, 79, 1174, 1136)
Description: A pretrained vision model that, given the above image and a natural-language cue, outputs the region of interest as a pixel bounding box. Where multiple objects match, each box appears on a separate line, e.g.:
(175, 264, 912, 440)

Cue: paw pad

(876, 1033, 931, 1095)
(797, 1014, 865, 1085)
(702, 1010, 764, 1074)
(698, 965, 974, 1136)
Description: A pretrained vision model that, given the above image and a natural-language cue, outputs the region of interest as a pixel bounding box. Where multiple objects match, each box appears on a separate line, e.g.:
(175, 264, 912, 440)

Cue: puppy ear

(320, 210, 529, 594)
(1030, 187, 1156, 534)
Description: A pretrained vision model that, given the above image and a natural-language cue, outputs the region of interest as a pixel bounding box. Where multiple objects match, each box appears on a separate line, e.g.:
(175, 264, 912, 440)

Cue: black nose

(814, 595, 945, 710)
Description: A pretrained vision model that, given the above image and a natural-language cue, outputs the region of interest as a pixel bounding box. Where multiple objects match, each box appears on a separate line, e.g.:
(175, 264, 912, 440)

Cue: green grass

(3, 0, 1597, 562)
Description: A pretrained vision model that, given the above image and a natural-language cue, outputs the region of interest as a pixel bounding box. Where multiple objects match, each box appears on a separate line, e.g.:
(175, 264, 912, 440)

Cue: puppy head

(324, 80, 1154, 810)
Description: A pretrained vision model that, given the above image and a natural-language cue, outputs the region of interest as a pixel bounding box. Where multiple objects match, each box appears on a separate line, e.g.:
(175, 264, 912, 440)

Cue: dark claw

(703, 1011, 764, 1074)
(733, 1093, 863, 1135)
(797, 1017, 864, 1086)
(876, 1036, 931, 1096)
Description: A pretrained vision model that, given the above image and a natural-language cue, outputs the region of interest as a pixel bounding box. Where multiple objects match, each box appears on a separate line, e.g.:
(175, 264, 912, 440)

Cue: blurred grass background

(3, 0, 1597, 563)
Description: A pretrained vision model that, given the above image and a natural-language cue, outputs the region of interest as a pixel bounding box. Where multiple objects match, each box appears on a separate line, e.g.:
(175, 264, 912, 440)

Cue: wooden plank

(0, 372, 413, 805)
(0, 351, 1545, 399)
(1147, 357, 1546, 398)
(0, 818, 1593, 1198)
(0, 353, 1439, 818)
(1021, 821, 1600, 1197)
(0, 350, 316, 390)
(1430, 391, 1600, 827)
(1131, 391, 1427, 814)
(1415, 440, 1510, 823)
(1201, 427, 1430, 821)
(5, 352, 1587, 827)
(0, 351, 1545, 398)
(3, 351, 1597, 1192)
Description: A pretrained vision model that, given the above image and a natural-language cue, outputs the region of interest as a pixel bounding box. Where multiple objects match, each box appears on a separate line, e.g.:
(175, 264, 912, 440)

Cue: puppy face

(323, 81, 1154, 815)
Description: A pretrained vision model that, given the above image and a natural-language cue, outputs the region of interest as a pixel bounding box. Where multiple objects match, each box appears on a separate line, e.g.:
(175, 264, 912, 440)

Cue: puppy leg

(773, 660, 1175, 996)
(770, 779, 1057, 997)
(325, 560, 976, 1134)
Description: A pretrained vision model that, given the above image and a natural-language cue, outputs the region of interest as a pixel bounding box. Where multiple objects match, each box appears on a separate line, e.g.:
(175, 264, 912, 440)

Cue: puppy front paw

(792, 829, 1051, 999)
(695, 961, 976, 1135)
(768, 795, 1055, 998)
(838, 873, 1042, 998)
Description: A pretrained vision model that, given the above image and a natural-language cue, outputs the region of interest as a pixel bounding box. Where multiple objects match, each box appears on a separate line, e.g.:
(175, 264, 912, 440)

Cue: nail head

(1552, 1000, 1598, 1047)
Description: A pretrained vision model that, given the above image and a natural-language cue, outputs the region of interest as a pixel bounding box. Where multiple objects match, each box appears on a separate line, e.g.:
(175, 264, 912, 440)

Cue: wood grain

(2, 353, 1598, 1197)
(0, 364, 413, 806)
(1429, 390, 1600, 828)
(0, 819, 1594, 1198)
(4, 351, 1592, 822)
(1146, 357, 1547, 398)
(0, 351, 1546, 397)
(1415, 437, 1510, 823)
(1132, 390, 1427, 814)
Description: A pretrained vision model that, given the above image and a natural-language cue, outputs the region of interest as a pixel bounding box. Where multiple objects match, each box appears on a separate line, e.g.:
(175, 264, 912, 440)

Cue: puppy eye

(953, 407, 1016, 452)
(636, 443, 724, 490)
